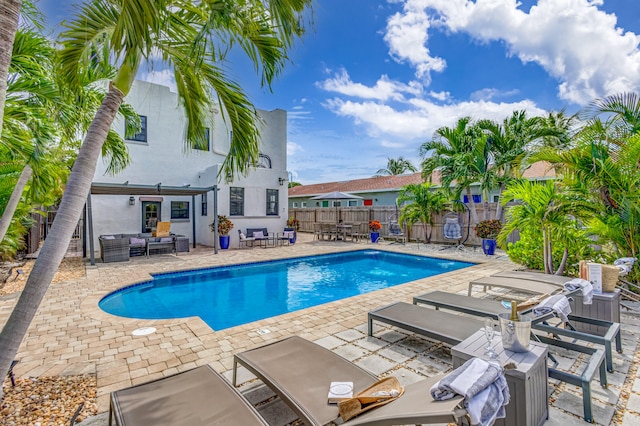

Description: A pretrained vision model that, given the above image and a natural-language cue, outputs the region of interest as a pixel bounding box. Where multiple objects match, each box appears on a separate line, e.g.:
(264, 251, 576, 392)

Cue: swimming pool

(99, 250, 474, 330)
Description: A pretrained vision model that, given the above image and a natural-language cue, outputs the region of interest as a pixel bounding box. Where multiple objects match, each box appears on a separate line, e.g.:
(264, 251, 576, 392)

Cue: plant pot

(285, 227, 297, 244)
(482, 238, 497, 255)
(219, 235, 230, 250)
(370, 232, 380, 243)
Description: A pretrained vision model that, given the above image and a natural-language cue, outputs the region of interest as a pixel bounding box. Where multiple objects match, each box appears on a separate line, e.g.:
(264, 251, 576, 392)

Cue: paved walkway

(1, 233, 639, 425)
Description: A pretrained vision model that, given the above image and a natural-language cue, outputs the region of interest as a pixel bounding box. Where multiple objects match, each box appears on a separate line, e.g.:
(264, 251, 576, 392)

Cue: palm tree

(420, 117, 486, 225)
(498, 179, 590, 275)
(0, 0, 312, 391)
(375, 157, 417, 176)
(397, 183, 448, 243)
(0, 0, 23, 138)
(477, 110, 566, 221)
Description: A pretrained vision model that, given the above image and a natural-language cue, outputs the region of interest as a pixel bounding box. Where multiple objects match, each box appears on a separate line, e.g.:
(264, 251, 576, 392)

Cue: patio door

(142, 201, 162, 233)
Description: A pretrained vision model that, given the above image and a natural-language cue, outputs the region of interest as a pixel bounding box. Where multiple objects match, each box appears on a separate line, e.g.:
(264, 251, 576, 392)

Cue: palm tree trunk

(495, 183, 506, 221)
(555, 247, 568, 275)
(542, 229, 550, 274)
(465, 188, 479, 224)
(0, 84, 125, 398)
(0, 0, 22, 136)
(0, 165, 32, 242)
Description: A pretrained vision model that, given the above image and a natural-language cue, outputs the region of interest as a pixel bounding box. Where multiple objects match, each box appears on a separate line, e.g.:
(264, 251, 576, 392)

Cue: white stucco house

(89, 80, 289, 254)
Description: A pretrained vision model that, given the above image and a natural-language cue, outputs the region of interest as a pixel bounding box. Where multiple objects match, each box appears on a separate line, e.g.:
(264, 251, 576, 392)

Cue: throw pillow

(239, 232, 246, 240)
(283, 231, 294, 238)
(253, 231, 265, 239)
(130, 237, 146, 245)
(102, 235, 115, 240)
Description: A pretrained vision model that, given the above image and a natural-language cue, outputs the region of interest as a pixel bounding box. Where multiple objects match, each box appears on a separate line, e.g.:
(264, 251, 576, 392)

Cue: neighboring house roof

(289, 162, 556, 198)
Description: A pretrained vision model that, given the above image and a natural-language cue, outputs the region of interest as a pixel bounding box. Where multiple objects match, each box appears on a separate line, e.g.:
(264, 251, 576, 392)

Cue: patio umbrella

(310, 191, 363, 223)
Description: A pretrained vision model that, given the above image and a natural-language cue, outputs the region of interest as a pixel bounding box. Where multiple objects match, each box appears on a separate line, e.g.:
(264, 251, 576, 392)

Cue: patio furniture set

(312, 222, 406, 244)
(238, 227, 296, 248)
(108, 270, 622, 425)
(98, 233, 189, 263)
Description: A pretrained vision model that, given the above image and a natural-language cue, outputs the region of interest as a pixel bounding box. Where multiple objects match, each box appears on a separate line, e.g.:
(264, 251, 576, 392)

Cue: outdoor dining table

(336, 224, 352, 241)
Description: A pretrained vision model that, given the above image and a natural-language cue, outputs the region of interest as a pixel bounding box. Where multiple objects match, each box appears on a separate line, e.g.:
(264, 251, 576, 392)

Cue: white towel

(430, 358, 509, 426)
(532, 294, 572, 322)
(563, 278, 593, 305)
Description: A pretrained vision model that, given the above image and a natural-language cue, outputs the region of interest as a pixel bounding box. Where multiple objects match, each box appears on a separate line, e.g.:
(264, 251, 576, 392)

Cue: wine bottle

(509, 301, 519, 321)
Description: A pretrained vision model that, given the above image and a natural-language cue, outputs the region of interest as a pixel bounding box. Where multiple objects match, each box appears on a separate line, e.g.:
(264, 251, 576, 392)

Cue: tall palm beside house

(0, 28, 135, 249)
(0, 0, 313, 391)
(397, 183, 447, 243)
(375, 157, 417, 176)
(0, 0, 23, 139)
(477, 110, 567, 221)
(420, 117, 486, 225)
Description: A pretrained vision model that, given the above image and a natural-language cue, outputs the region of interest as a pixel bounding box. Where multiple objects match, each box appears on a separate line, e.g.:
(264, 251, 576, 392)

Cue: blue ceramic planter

(219, 235, 230, 249)
(482, 238, 497, 255)
(370, 232, 380, 243)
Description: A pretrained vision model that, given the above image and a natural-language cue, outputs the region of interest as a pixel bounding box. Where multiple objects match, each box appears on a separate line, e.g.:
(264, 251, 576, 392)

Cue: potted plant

(285, 217, 299, 244)
(211, 215, 234, 249)
(369, 220, 382, 243)
(474, 219, 502, 255)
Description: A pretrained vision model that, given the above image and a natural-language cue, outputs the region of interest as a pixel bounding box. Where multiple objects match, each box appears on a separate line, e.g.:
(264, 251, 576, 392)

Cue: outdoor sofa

(99, 233, 185, 262)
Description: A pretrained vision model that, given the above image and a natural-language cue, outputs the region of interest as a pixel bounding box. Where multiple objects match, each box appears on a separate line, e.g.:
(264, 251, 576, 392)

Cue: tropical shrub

(211, 215, 234, 235)
(505, 227, 597, 277)
(475, 219, 502, 239)
(368, 220, 382, 231)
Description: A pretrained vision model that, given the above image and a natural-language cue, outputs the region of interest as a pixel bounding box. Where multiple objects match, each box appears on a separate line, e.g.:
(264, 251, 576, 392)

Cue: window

(301, 202, 307, 207)
(201, 194, 208, 216)
(126, 115, 147, 142)
(230, 187, 244, 216)
(493, 195, 500, 203)
(195, 128, 210, 151)
(266, 189, 278, 215)
(348, 200, 358, 207)
(171, 201, 189, 219)
(292, 202, 298, 208)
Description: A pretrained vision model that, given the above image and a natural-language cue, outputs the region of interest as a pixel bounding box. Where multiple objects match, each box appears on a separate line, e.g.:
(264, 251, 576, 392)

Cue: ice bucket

(498, 313, 532, 352)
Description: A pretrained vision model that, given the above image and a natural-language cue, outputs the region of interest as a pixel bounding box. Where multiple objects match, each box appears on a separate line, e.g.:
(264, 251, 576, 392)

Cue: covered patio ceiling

(90, 182, 215, 196)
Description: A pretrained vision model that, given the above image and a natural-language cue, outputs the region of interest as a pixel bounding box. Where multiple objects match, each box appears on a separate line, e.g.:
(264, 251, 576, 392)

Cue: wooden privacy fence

(289, 204, 517, 246)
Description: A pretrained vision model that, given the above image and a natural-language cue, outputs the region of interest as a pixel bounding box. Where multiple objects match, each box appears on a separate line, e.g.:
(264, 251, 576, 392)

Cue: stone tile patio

(1, 233, 639, 425)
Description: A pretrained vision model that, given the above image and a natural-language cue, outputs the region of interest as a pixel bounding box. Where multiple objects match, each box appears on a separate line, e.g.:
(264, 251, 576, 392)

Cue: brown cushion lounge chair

(232, 336, 463, 426)
(109, 365, 268, 426)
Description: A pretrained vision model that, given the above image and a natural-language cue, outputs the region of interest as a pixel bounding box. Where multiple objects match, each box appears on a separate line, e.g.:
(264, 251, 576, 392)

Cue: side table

(569, 289, 620, 334)
(451, 329, 548, 426)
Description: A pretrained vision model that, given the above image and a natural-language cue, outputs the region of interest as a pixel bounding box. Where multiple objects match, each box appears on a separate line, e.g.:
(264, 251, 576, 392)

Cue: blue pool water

(99, 250, 474, 330)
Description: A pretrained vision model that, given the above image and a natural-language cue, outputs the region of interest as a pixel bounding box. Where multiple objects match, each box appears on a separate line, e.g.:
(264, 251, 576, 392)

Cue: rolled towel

(564, 278, 593, 305)
(532, 294, 572, 322)
(430, 358, 509, 426)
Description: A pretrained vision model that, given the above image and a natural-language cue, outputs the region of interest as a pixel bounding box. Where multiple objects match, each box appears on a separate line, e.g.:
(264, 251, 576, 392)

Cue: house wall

(91, 80, 288, 253)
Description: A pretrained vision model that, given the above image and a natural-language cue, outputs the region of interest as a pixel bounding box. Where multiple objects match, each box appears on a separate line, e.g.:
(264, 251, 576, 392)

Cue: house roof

(90, 182, 214, 196)
(288, 162, 556, 198)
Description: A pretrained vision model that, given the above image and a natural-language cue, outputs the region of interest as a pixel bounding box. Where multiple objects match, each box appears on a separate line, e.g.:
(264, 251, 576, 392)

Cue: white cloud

(287, 141, 304, 156)
(138, 68, 177, 93)
(470, 87, 519, 102)
(429, 90, 450, 101)
(384, 2, 446, 83)
(387, 0, 640, 104)
(318, 69, 422, 101)
(323, 96, 545, 139)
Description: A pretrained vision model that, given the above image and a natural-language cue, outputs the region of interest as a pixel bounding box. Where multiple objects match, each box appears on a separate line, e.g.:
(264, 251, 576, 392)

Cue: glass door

(142, 202, 161, 233)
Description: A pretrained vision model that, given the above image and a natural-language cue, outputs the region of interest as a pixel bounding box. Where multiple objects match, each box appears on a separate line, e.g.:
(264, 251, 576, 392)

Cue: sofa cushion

(160, 237, 173, 243)
(102, 235, 115, 240)
(130, 237, 146, 246)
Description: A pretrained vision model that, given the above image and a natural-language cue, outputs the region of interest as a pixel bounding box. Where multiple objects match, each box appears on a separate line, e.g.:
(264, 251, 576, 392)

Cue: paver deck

(1, 233, 639, 425)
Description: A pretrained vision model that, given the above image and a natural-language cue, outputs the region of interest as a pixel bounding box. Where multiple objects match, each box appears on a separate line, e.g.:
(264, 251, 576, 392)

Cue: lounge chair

(368, 300, 608, 422)
(232, 336, 464, 426)
(109, 365, 268, 425)
(467, 275, 563, 296)
(413, 290, 621, 373)
(492, 270, 574, 286)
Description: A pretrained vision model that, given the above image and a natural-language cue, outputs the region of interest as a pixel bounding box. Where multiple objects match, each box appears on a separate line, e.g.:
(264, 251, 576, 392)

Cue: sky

(35, 0, 640, 185)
